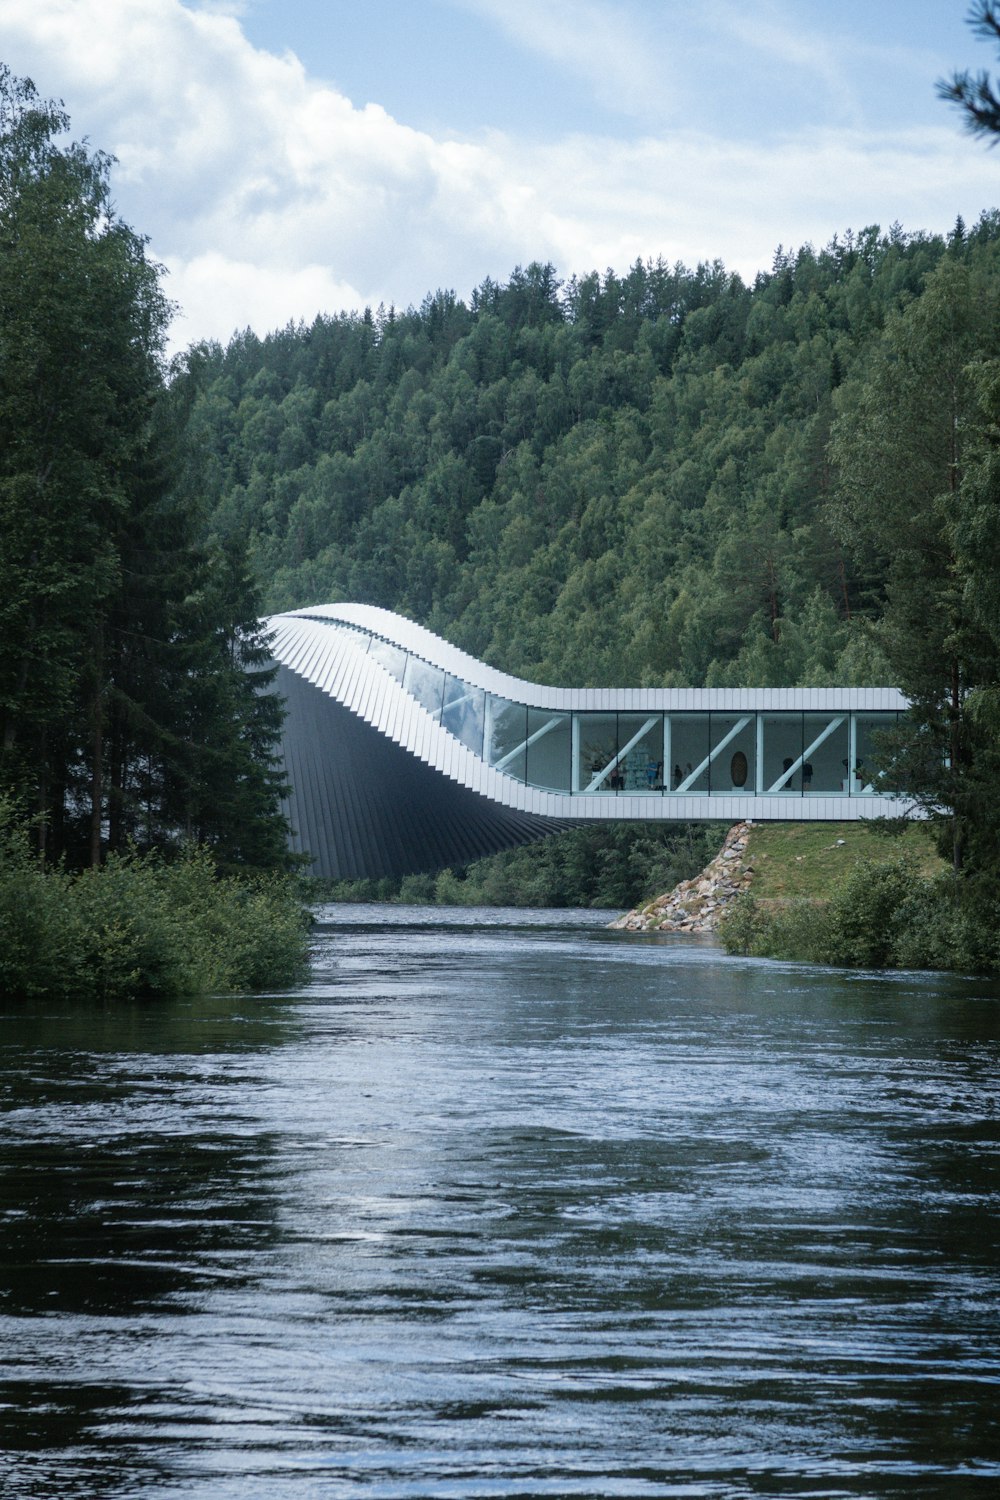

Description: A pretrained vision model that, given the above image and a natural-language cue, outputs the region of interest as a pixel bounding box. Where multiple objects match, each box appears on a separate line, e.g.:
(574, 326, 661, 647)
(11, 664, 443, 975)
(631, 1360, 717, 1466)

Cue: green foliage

(397, 872, 437, 904)
(160, 847, 311, 991)
(320, 825, 720, 910)
(829, 244, 1000, 876)
(0, 67, 169, 855)
(0, 69, 290, 872)
(719, 853, 1000, 973)
(0, 802, 309, 1000)
(718, 891, 761, 956)
(820, 857, 918, 967)
(938, 3, 1000, 139)
(0, 798, 79, 997)
(168, 226, 969, 694)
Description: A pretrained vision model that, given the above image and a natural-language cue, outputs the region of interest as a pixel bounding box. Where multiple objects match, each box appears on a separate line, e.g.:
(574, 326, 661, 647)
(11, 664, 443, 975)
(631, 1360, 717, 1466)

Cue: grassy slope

(742, 822, 944, 904)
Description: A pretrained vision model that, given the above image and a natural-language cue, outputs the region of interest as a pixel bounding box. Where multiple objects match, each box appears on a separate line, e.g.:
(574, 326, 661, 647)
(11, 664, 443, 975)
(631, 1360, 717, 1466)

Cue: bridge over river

(268, 604, 908, 879)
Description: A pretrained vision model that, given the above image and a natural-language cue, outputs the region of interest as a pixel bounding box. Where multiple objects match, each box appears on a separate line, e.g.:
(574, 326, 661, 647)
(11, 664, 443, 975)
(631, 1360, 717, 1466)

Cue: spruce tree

(0, 69, 290, 869)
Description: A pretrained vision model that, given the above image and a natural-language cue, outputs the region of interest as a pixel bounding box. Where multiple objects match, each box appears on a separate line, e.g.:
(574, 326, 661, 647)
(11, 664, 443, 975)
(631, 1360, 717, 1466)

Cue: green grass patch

(742, 821, 944, 904)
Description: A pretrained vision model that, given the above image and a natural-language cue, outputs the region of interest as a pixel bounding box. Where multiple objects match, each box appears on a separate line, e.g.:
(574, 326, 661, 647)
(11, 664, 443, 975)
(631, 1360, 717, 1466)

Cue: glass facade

(526, 709, 572, 793)
(486, 697, 527, 778)
(328, 621, 900, 799)
(441, 676, 486, 755)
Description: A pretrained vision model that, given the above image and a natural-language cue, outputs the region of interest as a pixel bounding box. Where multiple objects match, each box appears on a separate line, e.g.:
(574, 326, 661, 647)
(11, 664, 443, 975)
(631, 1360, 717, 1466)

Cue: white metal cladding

(266, 604, 912, 880)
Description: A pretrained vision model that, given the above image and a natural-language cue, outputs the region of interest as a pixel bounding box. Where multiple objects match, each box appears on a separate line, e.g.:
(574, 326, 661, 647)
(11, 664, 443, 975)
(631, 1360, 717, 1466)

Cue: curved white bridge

(268, 604, 908, 879)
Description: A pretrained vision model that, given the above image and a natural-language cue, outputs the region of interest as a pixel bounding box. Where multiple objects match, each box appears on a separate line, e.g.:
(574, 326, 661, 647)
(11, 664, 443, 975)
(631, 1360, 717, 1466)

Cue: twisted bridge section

(267, 604, 908, 880)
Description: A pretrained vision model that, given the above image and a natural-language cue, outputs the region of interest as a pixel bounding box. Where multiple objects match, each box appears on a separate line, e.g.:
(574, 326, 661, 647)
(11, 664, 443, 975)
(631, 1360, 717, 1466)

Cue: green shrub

(720, 851, 1000, 974)
(719, 891, 828, 961)
(892, 875, 1000, 972)
(0, 800, 81, 997)
(819, 856, 915, 967)
(0, 804, 309, 1000)
(718, 892, 765, 955)
(165, 854, 311, 991)
(433, 867, 470, 905)
(758, 900, 830, 963)
(72, 853, 202, 1001)
(397, 872, 436, 904)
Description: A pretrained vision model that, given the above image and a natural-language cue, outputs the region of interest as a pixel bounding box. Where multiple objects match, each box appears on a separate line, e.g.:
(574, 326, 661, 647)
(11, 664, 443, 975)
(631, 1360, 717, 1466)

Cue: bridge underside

(278, 667, 565, 880)
(268, 605, 911, 881)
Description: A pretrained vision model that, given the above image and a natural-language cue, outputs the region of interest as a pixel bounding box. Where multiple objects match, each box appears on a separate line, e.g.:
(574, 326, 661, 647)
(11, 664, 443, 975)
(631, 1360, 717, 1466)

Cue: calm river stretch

(2, 907, 1000, 1498)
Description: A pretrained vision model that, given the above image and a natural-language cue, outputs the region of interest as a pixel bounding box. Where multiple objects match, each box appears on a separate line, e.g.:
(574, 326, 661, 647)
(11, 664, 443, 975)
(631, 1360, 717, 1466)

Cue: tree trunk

(951, 655, 963, 875)
(90, 627, 104, 869)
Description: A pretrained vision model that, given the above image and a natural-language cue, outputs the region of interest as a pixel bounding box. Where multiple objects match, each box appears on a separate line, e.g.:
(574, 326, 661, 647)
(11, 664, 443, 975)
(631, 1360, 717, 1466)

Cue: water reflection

(2, 914, 999, 1496)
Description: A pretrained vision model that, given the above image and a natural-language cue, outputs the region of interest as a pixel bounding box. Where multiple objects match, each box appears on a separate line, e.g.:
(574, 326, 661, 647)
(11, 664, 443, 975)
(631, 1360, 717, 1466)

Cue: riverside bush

(719, 852, 1000, 973)
(0, 804, 309, 1000)
(819, 857, 916, 967)
(0, 803, 79, 997)
(719, 891, 827, 962)
(318, 825, 720, 910)
(164, 848, 311, 991)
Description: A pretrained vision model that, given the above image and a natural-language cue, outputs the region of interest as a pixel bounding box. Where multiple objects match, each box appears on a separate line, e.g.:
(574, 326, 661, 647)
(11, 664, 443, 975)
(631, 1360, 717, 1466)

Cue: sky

(2, 0, 999, 354)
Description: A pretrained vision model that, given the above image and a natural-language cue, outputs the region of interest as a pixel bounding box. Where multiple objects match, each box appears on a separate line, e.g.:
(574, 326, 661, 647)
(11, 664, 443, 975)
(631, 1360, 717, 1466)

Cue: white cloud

(162, 252, 365, 350)
(1, 0, 997, 354)
(507, 123, 997, 285)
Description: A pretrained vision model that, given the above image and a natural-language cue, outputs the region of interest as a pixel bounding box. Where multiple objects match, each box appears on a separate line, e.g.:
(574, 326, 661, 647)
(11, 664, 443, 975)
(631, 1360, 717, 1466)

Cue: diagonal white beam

(676, 716, 752, 793)
(494, 714, 565, 772)
(587, 716, 661, 792)
(767, 715, 845, 792)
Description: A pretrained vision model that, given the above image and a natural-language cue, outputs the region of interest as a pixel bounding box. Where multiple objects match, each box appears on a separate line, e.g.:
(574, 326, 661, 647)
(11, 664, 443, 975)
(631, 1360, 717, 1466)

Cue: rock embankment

(609, 822, 753, 933)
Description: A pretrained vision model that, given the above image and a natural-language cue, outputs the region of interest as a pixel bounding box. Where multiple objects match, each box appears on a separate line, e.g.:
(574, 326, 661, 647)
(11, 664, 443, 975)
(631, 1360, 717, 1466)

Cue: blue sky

(239, 0, 975, 140)
(2, 0, 997, 352)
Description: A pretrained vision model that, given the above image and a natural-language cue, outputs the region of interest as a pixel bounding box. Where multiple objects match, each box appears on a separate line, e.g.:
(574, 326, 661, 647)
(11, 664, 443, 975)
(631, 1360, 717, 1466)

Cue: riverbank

(610, 820, 943, 935)
(612, 818, 1000, 973)
(609, 821, 754, 933)
(0, 806, 310, 1000)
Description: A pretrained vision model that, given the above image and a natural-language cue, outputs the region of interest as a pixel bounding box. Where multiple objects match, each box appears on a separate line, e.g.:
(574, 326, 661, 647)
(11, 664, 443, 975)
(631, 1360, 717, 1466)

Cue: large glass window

(576, 715, 620, 793)
(615, 715, 664, 792)
(367, 636, 407, 683)
(487, 696, 528, 780)
(668, 715, 712, 793)
(404, 655, 445, 717)
(525, 709, 571, 792)
(442, 675, 486, 756)
(331, 624, 371, 652)
(800, 713, 849, 794)
(853, 714, 896, 794)
(761, 715, 803, 794)
(705, 715, 756, 793)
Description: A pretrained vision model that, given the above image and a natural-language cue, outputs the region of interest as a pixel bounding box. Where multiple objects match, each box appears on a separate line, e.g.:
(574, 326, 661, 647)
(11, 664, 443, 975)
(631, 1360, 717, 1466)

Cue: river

(2, 906, 999, 1498)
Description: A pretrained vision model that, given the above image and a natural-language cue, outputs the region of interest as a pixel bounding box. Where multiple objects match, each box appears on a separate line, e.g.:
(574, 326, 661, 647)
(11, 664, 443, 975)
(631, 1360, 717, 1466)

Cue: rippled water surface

(2, 906, 1000, 1498)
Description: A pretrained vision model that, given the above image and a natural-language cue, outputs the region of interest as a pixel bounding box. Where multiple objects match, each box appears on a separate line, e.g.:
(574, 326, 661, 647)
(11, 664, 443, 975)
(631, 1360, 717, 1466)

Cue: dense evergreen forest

(0, 67, 307, 998)
(170, 220, 975, 691)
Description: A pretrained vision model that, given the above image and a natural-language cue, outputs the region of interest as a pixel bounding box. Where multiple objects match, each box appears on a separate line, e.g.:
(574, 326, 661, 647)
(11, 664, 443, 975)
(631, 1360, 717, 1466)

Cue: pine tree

(0, 69, 291, 869)
(0, 66, 168, 855)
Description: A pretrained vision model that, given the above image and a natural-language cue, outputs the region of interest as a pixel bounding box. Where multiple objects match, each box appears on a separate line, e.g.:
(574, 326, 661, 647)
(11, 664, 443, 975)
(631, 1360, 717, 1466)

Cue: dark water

(2, 908, 1000, 1499)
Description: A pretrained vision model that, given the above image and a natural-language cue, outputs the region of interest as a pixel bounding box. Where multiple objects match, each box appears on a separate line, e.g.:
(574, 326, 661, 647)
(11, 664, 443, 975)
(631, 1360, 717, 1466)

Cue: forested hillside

(169, 217, 997, 694)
